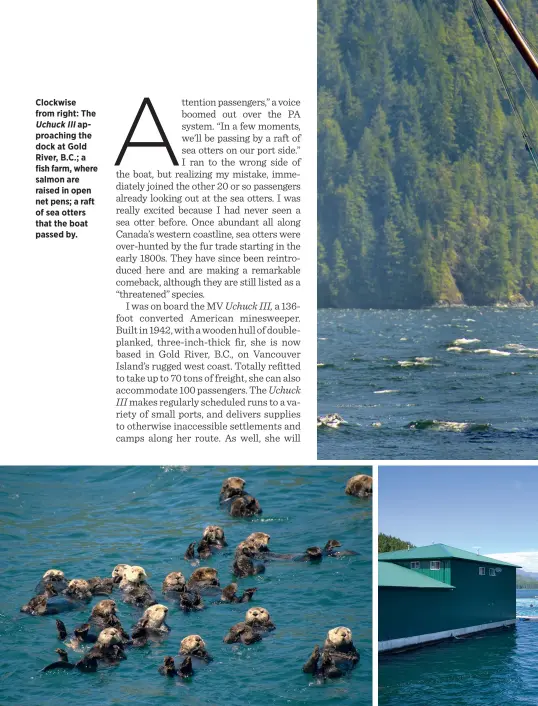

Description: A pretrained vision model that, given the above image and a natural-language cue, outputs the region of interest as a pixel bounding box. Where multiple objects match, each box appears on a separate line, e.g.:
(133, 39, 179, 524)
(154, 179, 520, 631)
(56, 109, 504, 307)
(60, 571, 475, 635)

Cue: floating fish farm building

(378, 544, 519, 653)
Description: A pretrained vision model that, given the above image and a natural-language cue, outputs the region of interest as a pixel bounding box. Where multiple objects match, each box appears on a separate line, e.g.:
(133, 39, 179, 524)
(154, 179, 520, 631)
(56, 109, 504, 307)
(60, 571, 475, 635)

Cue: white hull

(379, 619, 516, 653)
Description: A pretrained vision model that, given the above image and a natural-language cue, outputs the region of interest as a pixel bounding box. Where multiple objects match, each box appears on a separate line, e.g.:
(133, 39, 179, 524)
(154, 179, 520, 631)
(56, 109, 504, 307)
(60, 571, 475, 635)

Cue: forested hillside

(378, 533, 416, 553)
(318, 0, 538, 307)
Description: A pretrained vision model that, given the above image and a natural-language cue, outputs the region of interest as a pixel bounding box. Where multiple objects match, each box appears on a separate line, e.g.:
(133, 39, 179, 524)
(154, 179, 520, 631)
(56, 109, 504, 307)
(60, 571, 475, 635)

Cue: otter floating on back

(184, 525, 228, 561)
(224, 606, 275, 644)
(21, 578, 91, 616)
(219, 477, 262, 517)
(178, 634, 212, 664)
(303, 626, 359, 679)
(131, 604, 170, 647)
(119, 565, 156, 608)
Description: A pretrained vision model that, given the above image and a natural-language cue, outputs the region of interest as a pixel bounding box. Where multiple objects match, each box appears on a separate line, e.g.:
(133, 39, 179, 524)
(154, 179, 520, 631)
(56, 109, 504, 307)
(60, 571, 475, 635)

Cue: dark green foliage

(318, 0, 538, 307)
(379, 533, 416, 553)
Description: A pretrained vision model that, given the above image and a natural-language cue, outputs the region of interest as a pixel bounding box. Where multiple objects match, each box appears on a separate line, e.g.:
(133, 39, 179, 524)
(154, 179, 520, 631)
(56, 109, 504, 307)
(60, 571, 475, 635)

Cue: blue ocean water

(0, 466, 371, 706)
(318, 307, 538, 459)
(379, 590, 538, 705)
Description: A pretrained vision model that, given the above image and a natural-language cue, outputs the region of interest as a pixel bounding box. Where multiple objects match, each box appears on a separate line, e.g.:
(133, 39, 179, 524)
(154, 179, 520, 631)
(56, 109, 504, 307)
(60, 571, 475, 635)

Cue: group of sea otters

(22, 473, 371, 682)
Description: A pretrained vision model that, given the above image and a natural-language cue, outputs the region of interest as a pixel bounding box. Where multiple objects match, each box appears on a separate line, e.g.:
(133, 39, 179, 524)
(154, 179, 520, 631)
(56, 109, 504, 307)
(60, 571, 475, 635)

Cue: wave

(406, 419, 492, 433)
(474, 348, 511, 356)
(317, 362, 336, 368)
(505, 343, 538, 354)
(395, 357, 435, 367)
(317, 413, 348, 429)
(374, 389, 399, 394)
(452, 337, 480, 345)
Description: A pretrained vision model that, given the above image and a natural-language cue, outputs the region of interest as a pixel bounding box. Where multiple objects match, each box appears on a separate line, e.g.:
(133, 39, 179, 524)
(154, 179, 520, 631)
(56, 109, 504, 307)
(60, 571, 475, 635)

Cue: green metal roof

(379, 543, 521, 568)
(379, 561, 454, 589)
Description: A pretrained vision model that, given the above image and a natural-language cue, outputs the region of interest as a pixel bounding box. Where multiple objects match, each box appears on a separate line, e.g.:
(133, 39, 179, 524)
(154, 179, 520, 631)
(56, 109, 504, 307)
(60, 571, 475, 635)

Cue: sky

(379, 466, 538, 572)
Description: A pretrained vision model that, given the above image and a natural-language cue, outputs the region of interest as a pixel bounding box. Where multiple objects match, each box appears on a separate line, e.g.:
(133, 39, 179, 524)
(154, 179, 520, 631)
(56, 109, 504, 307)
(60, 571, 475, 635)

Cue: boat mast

(483, 0, 538, 80)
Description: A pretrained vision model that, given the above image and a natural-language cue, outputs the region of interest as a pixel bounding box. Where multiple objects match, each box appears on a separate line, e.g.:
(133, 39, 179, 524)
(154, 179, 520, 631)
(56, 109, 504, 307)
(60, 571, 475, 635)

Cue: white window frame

(489, 568, 496, 577)
(479, 566, 485, 575)
(430, 561, 441, 570)
(410, 561, 420, 569)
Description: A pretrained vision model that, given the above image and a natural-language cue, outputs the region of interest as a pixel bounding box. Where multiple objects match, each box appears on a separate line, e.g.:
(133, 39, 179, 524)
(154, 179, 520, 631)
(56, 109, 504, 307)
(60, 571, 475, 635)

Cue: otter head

(180, 634, 206, 655)
(97, 627, 123, 647)
(221, 476, 245, 498)
(189, 567, 219, 586)
(122, 565, 147, 586)
(326, 626, 353, 649)
(345, 474, 372, 497)
(91, 599, 117, 619)
(246, 532, 270, 550)
(305, 546, 323, 561)
(236, 540, 259, 557)
(325, 539, 342, 551)
(143, 604, 168, 629)
(111, 564, 131, 583)
(42, 569, 65, 582)
(245, 606, 272, 626)
(203, 525, 227, 545)
(163, 572, 186, 592)
(66, 579, 92, 599)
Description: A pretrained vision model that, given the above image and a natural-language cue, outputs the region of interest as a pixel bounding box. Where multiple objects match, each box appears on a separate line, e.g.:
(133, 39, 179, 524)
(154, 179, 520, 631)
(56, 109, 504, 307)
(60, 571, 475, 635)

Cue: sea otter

(87, 599, 130, 638)
(219, 477, 262, 517)
(223, 606, 275, 644)
(345, 474, 372, 498)
(63, 579, 93, 602)
(294, 546, 323, 562)
(112, 564, 131, 584)
(34, 569, 68, 595)
(55, 599, 129, 645)
(41, 648, 99, 673)
(87, 576, 115, 595)
(202, 524, 227, 547)
(178, 634, 212, 665)
(229, 494, 262, 518)
(187, 526, 227, 559)
(21, 582, 83, 616)
(119, 565, 156, 607)
(303, 627, 359, 679)
(219, 476, 246, 502)
(85, 627, 128, 664)
(232, 541, 266, 577)
(162, 572, 187, 596)
(323, 539, 358, 557)
(131, 604, 170, 647)
(158, 655, 194, 678)
(180, 590, 204, 612)
(220, 582, 257, 603)
(187, 567, 220, 592)
(21, 583, 59, 615)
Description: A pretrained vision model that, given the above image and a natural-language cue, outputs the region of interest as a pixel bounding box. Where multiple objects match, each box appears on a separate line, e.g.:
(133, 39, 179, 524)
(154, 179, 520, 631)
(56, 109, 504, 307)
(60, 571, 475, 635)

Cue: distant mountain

(516, 569, 538, 587)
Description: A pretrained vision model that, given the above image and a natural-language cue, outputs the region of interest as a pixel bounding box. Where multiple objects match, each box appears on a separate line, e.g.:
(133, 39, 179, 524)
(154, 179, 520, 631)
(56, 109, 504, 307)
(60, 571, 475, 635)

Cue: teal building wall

(379, 558, 516, 643)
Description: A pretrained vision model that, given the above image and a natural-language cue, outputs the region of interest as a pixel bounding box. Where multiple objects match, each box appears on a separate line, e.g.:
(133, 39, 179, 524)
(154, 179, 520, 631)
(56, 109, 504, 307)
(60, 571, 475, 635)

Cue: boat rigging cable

(470, 0, 538, 173)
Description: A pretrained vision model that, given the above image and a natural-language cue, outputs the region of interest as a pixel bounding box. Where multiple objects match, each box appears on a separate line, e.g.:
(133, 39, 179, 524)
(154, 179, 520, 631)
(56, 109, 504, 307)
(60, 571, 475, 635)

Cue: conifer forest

(317, 0, 538, 307)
